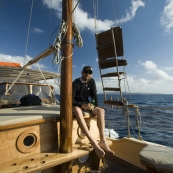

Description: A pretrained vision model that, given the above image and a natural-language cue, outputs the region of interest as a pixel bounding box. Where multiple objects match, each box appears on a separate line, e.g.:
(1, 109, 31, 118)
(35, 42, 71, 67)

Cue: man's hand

(81, 103, 94, 110)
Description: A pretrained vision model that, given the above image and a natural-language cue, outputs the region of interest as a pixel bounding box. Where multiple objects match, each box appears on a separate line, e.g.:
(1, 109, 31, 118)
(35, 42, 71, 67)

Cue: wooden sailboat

(0, 1, 110, 172)
(0, 0, 173, 173)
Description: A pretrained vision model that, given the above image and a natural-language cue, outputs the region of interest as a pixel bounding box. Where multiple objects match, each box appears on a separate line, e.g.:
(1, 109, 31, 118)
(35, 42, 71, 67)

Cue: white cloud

(33, 28, 45, 33)
(42, 0, 62, 17)
(119, 0, 145, 23)
(164, 67, 173, 71)
(41, 0, 145, 32)
(95, 61, 173, 94)
(139, 61, 171, 80)
(139, 60, 157, 71)
(74, 6, 114, 32)
(0, 54, 46, 69)
(160, 0, 173, 33)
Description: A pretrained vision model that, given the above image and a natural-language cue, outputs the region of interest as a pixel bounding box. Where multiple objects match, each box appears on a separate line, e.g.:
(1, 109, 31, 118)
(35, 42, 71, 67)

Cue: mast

(60, 0, 73, 154)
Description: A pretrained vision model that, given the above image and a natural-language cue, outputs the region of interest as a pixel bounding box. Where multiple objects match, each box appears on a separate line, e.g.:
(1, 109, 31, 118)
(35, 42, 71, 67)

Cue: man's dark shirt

(72, 77, 98, 107)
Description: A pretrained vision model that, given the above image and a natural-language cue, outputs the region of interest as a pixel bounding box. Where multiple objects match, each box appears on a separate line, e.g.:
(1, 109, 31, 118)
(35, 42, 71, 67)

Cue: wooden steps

(0, 140, 112, 173)
(96, 26, 124, 59)
(103, 87, 121, 91)
(95, 26, 137, 114)
(104, 100, 137, 108)
(101, 72, 125, 77)
(104, 100, 123, 106)
(0, 145, 90, 173)
(99, 59, 127, 69)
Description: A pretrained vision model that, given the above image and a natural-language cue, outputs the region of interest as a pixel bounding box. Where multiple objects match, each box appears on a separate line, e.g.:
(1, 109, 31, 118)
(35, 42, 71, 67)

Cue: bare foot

(91, 141, 105, 158)
(98, 140, 114, 155)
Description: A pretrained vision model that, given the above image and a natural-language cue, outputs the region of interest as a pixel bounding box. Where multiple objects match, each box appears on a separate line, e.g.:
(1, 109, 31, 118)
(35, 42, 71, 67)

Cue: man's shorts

(81, 108, 93, 113)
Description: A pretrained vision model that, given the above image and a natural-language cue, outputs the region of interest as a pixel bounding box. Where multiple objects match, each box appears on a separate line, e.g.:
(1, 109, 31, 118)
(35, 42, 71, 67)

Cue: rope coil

(73, 23, 83, 47)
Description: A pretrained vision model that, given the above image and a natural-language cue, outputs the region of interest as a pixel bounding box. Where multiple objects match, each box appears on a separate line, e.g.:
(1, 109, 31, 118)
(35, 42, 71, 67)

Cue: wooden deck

(0, 104, 93, 131)
(0, 104, 147, 173)
(0, 145, 91, 173)
(0, 104, 105, 172)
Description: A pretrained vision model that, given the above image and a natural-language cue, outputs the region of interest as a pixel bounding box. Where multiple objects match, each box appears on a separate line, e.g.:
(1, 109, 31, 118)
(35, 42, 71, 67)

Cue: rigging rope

(110, 0, 117, 24)
(73, 23, 83, 47)
(92, 0, 98, 33)
(6, 70, 25, 94)
(52, 0, 83, 74)
(36, 63, 59, 104)
(115, 0, 120, 25)
(23, 0, 34, 66)
(53, 20, 67, 65)
(122, 99, 131, 137)
(45, 0, 82, 92)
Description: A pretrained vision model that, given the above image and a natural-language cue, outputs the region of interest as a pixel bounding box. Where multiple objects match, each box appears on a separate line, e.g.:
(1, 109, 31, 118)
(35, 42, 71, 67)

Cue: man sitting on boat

(72, 66, 114, 158)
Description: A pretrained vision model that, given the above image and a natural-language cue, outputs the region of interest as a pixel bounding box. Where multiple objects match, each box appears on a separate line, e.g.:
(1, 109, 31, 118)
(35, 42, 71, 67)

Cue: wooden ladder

(96, 26, 135, 107)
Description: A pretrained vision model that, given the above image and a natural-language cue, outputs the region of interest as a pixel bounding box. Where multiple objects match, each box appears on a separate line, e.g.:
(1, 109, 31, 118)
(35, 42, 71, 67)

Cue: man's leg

(92, 107, 114, 154)
(73, 106, 105, 158)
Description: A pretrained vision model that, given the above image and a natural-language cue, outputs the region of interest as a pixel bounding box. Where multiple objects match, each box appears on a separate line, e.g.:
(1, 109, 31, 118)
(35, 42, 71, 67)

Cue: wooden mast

(59, 0, 73, 172)
(60, 0, 73, 154)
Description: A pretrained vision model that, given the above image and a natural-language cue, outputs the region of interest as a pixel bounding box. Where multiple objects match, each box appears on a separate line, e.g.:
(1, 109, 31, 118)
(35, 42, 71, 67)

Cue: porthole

(23, 135, 35, 146)
(17, 130, 40, 153)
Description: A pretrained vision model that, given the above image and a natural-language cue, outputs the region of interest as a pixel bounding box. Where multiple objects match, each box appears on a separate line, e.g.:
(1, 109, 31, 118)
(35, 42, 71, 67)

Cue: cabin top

(0, 104, 60, 126)
(0, 66, 60, 81)
(0, 66, 60, 104)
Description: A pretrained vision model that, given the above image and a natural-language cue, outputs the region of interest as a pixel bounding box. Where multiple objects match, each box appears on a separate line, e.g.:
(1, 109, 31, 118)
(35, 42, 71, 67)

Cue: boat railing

(102, 104, 173, 148)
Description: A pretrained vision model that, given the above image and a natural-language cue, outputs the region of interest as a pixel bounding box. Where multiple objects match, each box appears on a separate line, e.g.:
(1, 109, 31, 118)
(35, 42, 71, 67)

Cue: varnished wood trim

(0, 113, 95, 131)
(0, 118, 56, 131)
(23, 45, 56, 68)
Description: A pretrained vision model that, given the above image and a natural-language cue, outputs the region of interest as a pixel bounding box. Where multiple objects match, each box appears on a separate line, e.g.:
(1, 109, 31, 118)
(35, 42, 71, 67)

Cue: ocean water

(98, 93, 173, 147)
(57, 93, 173, 147)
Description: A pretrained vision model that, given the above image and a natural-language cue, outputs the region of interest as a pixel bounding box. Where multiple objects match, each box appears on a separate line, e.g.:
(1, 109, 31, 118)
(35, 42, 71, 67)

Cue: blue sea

(97, 93, 173, 147)
(57, 93, 173, 147)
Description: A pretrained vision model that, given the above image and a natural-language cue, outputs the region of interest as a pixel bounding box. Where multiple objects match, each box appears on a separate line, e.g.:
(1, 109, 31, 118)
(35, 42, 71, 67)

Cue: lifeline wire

(0, 0, 4, 11)
(66, 0, 81, 25)
(48, 0, 53, 47)
(23, 0, 34, 66)
(2, 0, 33, 93)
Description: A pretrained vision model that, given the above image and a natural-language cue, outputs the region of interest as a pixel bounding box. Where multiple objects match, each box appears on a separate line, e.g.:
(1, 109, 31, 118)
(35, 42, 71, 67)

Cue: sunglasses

(83, 70, 93, 74)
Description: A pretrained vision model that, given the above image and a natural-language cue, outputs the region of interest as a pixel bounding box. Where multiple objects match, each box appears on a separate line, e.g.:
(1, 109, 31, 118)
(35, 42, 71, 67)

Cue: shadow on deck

(87, 154, 146, 173)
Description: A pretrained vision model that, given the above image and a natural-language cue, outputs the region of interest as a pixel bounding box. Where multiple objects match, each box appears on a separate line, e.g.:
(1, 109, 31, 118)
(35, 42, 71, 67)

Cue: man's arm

(90, 79, 98, 107)
(72, 80, 83, 107)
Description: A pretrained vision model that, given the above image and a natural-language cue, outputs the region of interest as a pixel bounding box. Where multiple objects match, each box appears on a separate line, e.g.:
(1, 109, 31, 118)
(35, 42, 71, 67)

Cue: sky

(0, 0, 173, 94)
